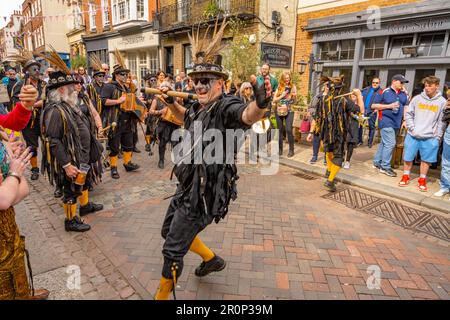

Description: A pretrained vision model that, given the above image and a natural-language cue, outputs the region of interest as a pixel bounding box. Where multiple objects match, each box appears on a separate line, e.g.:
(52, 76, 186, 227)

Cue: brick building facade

(295, 0, 420, 95)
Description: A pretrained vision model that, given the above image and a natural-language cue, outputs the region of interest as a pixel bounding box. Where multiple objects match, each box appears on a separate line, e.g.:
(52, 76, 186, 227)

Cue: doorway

(164, 47, 173, 75)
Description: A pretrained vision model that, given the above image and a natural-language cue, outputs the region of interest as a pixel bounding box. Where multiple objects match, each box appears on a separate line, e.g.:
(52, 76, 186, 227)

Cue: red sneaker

(398, 175, 410, 187)
(418, 177, 427, 192)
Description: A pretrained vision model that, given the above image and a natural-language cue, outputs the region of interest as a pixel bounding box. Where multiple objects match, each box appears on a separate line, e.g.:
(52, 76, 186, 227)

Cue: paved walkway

(15, 135, 449, 300)
(281, 138, 450, 213)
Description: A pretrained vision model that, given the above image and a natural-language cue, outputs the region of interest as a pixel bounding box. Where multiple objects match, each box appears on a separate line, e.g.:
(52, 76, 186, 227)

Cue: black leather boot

(80, 202, 104, 216)
(111, 167, 120, 179)
(30, 167, 39, 180)
(64, 217, 91, 232)
(133, 147, 141, 153)
(123, 162, 140, 172)
(54, 186, 63, 198)
(158, 159, 164, 169)
(324, 180, 337, 192)
(194, 255, 226, 277)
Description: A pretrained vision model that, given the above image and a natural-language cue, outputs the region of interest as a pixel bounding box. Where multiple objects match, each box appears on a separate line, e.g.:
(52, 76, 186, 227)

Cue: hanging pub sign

(260, 42, 292, 69)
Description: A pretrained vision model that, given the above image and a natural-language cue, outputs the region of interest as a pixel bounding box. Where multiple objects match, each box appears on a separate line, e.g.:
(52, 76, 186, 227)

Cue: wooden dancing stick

(141, 87, 198, 100)
(333, 92, 354, 100)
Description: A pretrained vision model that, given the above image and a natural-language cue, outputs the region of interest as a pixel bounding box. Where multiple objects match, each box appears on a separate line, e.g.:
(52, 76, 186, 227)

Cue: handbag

(300, 117, 311, 133)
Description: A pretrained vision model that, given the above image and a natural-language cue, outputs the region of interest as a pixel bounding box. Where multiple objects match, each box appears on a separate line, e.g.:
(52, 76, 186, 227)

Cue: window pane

(388, 37, 413, 58)
(373, 48, 384, 59)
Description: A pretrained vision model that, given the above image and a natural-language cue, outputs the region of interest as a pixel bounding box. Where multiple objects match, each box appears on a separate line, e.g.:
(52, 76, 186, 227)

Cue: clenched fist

(18, 85, 39, 110)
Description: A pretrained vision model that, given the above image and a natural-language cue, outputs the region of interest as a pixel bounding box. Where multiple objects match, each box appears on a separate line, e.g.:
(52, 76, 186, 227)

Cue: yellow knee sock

(110, 155, 118, 167)
(154, 277, 174, 300)
(30, 156, 38, 169)
(326, 152, 333, 172)
(189, 236, 215, 262)
(123, 151, 132, 165)
(145, 135, 151, 145)
(78, 190, 89, 207)
(328, 162, 341, 182)
(63, 203, 77, 220)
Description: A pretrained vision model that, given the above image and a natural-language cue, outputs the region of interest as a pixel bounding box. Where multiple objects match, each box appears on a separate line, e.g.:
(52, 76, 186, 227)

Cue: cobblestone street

(15, 138, 450, 300)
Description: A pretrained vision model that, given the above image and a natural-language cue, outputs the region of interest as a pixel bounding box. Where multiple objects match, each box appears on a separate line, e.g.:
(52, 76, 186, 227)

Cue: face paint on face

(29, 66, 41, 80)
(193, 77, 222, 105)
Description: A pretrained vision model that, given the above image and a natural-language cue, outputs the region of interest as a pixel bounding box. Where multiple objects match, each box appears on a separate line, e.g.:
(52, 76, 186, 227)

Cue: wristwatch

(7, 171, 21, 183)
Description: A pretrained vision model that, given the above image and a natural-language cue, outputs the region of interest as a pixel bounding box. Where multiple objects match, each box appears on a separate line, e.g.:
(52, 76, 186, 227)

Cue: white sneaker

(343, 161, 350, 169)
(434, 189, 449, 197)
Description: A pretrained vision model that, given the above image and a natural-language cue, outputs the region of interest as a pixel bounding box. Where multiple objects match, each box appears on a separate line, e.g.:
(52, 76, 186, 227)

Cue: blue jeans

(312, 134, 321, 158)
(440, 126, 450, 191)
(373, 127, 397, 170)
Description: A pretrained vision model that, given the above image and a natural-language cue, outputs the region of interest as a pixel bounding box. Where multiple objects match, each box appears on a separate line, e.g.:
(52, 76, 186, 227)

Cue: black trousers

(324, 138, 345, 167)
(157, 121, 179, 161)
(160, 189, 214, 279)
(22, 118, 40, 158)
(62, 174, 90, 204)
(108, 115, 134, 156)
(276, 111, 294, 152)
(132, 119, 138, 148)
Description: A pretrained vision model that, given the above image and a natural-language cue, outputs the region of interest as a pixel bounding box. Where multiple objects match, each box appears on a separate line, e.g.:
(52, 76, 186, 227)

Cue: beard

(60, 85, 78, 107)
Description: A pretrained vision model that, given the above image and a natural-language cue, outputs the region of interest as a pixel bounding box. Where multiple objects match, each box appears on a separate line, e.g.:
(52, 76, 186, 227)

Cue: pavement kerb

(267, 155, 448, 215)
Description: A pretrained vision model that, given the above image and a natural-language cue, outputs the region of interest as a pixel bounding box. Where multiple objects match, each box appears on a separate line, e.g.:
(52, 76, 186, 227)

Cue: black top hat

(46, 71, 81, 90)
(113, 64, 130, 75)
(188, 53, 228, 80)
(23, 59, 41, 70)
(93, 70, 106, 77)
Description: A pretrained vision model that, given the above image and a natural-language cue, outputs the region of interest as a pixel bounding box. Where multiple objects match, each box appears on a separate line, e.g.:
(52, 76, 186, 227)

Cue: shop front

(107, 26, 159, 88)
(305, 0, 450, 94)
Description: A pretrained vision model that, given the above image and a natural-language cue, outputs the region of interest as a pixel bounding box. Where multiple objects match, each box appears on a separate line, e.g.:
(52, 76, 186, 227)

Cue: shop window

(184, 44, 192, 71)
(339, 40, 355, 60)
(148, 51, 158, 74)
(417, 33, 445, 57)
(321, 67, 333, 78)
(388, 36, 413, 59)
(128, 53, 137, 76)
(363, 37, 385, 60)
(216, 0, 231, 13)
(362, 69, 380, 88)
(319, 41, 338, 61)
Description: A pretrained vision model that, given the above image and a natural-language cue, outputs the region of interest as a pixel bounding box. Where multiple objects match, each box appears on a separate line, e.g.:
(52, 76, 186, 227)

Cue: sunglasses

(118, 72, 128, 77)
(192, 77, 219, 86)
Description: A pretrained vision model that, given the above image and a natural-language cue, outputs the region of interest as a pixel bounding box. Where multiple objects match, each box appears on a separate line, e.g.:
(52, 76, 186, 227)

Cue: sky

(0, 0, 23, 29)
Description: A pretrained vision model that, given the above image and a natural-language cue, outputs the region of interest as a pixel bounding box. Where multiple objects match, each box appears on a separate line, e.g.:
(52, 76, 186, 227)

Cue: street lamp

(297, 54, 324, 93)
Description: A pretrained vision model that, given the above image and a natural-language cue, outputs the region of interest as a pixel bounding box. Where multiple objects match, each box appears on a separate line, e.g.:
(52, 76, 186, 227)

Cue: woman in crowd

(1, 84, 49, 299)
(273, 71, 297, 157)
(239, 82, 254, 104)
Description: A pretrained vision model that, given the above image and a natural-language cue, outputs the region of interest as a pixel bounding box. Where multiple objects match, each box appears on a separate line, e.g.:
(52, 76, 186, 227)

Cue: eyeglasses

(192, 77, 219, 86)
(372, 82, 379, 84)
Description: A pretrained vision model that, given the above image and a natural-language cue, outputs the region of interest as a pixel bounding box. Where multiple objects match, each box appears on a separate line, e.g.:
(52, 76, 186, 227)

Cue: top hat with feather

(112, 49, 130, 75)
(38, 45, 81, 90)
(90, 53, 106, 77)
(187, 19, 229, 80)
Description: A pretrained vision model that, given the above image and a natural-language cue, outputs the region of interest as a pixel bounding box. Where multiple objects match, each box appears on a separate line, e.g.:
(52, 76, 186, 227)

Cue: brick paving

(17, 139, 450, 300)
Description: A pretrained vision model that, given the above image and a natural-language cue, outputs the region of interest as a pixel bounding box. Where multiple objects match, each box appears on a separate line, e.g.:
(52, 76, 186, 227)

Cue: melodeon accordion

(120, 93, 146, 122)
(161, 107, 183, 126)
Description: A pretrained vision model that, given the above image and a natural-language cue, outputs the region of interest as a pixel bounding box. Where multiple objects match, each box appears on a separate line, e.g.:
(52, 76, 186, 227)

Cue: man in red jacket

(0, 85, 38, 131)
